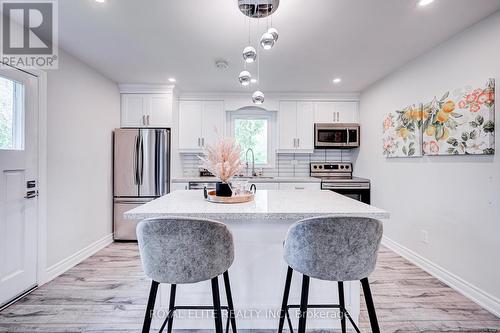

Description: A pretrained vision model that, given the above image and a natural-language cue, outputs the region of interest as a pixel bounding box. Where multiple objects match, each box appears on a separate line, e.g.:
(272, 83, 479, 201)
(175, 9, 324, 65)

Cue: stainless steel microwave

(314, 123, 360, 148)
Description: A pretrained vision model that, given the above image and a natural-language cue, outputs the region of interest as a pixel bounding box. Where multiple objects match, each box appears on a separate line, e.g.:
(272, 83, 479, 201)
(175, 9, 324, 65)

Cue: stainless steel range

(310, 162, 371, 204)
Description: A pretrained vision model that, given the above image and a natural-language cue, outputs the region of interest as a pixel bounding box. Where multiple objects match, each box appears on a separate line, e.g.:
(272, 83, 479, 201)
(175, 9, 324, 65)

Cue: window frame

(228, 108, 276, 169)
(0, 76, 25, 151)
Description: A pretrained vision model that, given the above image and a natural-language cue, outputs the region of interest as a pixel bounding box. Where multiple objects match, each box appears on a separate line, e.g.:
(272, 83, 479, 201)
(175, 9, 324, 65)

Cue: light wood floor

(0, 243, 499, 333)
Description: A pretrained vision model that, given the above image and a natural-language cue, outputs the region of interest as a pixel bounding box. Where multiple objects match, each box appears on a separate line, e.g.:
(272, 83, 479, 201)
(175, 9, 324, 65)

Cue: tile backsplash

(179, 149, 352, 177)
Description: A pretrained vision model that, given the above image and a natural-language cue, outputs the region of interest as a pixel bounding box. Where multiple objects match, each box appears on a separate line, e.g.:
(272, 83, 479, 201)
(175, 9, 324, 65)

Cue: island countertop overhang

(124, 190, 390, 221)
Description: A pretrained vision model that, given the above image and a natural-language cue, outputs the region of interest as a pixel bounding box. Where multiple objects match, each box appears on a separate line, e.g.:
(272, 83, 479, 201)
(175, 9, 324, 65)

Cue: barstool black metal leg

(337, 281, 346, 333)
(159, 284, 177, 333)
(167, 284, 177, 333)
(223, 271, 237, 333)
(142, 280, 159, 333)
(278, 266, 293, 333)
(212, 276, 224, 333)
(297, 275, 310, 333)
(361, 278, 380, 333)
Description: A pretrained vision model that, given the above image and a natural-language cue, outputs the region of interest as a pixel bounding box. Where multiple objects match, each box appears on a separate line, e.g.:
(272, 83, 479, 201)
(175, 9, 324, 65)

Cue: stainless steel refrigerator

(113, 128, 170, 240)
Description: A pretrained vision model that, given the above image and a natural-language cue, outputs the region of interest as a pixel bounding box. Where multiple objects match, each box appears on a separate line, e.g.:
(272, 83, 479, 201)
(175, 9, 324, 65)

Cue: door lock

(24, 190, 38, 199)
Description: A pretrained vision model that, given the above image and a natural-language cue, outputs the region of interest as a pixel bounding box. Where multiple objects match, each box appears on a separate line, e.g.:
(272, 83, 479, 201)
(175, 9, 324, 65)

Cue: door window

(0, 76, 24, 150)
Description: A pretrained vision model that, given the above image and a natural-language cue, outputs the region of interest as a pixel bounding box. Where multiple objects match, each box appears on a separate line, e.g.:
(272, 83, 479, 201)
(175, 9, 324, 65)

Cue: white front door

(0, 66, 39, 307)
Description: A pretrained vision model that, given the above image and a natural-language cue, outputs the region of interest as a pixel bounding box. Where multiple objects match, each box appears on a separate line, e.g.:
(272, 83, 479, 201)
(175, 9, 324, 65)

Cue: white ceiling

(58, 0, 500, 93)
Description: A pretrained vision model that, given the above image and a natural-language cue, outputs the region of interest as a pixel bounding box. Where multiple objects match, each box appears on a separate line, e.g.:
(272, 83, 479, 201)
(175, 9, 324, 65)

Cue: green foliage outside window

(234, 118, 268, 164)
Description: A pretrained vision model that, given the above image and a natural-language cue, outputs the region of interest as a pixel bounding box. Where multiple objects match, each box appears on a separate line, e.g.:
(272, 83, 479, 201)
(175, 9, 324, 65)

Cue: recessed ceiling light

(333, 78, 342, 84)
(95, 0, 106, 3)
(418, 0, 435, 7)
(168, 78, 176, 83)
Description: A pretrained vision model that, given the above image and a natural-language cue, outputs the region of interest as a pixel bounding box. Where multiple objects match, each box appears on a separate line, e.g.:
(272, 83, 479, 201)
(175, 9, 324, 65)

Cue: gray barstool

(137, 217, 237, 333)
(277, 216, 383, 333)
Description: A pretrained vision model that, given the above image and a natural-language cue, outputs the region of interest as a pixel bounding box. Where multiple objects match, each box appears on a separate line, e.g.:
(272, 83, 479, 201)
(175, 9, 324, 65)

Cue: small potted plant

(198, 137, 244, 197)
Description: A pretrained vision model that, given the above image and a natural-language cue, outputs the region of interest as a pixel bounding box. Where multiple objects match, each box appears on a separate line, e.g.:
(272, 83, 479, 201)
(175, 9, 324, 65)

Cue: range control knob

(313, 165, 317, 169)
(319, 165, 323, 169)
(340, 165, 344, 169)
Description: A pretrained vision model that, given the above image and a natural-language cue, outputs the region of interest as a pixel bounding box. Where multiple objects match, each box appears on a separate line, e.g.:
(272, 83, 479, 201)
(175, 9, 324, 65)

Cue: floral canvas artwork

(422, 79, 495, 155)
(382, 104, 423, 157)
(383, 79, 495, 157)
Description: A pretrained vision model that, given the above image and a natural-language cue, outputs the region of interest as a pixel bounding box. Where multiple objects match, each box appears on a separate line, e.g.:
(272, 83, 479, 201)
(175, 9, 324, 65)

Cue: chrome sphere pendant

(260, 32, 275, 50)
(268, 27, 279, 42)
(239, 70, 252, 86)
(242, 46, 257, 63)
(252, 90, 265, 104)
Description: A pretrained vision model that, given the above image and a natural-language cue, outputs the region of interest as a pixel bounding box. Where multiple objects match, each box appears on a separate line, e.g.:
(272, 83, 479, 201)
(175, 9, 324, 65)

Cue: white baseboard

(382, 236, 500, 318)
(43, 233, 114, 284)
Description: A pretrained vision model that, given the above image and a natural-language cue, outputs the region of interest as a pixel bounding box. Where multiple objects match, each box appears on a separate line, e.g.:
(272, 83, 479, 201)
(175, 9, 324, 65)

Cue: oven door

(322, 182, 371, 204)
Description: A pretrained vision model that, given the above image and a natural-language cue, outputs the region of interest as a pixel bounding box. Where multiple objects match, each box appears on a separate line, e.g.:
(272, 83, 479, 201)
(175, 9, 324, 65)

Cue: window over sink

(229, 108, 276, 168)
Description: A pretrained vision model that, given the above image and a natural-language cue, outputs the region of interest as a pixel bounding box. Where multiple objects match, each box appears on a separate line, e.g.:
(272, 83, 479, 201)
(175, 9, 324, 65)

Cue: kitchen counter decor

(198, 136, 245, 197)
(204, 184, 256, 204)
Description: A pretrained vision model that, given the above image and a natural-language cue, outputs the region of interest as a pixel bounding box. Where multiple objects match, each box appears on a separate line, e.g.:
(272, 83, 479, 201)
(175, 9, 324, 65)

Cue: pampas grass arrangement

(198, 137, 245, 183)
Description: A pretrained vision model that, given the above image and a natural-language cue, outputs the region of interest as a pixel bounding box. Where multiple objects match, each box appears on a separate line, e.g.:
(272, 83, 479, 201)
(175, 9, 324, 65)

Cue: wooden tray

(204, 188, 255, 204)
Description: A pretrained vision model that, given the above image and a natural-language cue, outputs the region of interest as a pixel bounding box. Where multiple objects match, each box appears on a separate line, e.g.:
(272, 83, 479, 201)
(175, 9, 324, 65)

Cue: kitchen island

(125, 190, 389, 330)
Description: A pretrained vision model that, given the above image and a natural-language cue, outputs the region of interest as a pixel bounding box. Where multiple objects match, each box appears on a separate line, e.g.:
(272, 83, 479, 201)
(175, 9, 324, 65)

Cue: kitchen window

(229, 108, 276, 168)
(0, 76, 24, 150)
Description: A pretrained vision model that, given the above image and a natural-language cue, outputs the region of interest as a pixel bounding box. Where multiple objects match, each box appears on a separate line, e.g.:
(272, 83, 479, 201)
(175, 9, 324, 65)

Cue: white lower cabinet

(250, 182, 279, 190)
(170, 182, 189, 191)
(279, 182, 321, 191)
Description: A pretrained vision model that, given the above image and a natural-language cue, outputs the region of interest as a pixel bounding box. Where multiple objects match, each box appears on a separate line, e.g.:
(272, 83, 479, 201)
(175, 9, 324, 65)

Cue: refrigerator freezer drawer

(113, 200, 149, 241)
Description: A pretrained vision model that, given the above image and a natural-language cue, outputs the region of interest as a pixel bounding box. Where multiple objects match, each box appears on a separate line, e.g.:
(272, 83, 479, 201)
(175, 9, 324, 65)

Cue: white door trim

(17, 67, 48, 285)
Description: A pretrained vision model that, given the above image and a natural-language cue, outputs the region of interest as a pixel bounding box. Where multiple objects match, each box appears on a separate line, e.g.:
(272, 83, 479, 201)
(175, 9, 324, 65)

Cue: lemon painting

(422, 79, 495, 156)
(382, 104, 423, 157)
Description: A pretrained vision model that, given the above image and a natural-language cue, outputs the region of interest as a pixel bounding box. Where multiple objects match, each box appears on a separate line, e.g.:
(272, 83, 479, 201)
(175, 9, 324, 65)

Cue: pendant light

(260, 32, 275, 50)
(252, 90, 265, 104)
(239, 70, 252, 86)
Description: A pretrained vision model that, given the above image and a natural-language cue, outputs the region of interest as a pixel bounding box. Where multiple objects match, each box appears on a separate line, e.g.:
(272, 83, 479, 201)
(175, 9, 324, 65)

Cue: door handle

(139, 134, 144, 185)
(24, 190, 38, 199)
(134, 135, 139, 185)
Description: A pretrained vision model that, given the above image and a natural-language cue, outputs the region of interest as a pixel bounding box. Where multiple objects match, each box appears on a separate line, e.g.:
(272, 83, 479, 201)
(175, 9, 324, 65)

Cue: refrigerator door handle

(133, 134, 139, 185)
(138, 132, 144, 185)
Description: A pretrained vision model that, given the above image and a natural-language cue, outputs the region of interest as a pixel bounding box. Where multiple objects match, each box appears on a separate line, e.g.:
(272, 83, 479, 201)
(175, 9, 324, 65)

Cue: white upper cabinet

(178, 100, 224, 152)
(178, 100, 203, 150)
(278, 101, 314, 153)
(146, 94, 173, 127)
(121, 94, 144, 127)
(202, 101, 225, 148)
(314, 101, 358, 123)
(121, 93, 174, 128)
(296, 102, 314, 150)
(278, 101, 297, 150)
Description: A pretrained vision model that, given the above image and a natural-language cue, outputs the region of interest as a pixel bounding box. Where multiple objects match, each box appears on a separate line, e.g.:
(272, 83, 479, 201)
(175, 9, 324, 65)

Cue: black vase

(216, 182, 232, 197)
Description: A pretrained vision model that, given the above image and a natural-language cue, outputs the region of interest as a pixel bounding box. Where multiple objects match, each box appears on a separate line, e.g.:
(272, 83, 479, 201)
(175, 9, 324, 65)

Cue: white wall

(45, 49, 120, 267)
(355, 10, 500, 312)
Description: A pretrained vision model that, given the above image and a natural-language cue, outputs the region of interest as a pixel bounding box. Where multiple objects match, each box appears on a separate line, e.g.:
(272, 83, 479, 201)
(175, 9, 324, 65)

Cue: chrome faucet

(245, 148, 256, 177)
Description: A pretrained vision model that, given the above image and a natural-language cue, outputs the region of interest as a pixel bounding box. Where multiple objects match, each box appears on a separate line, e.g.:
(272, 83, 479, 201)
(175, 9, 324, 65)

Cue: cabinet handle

(198, 138, 201, 147)
(295, 187, 305, 190)
(297, 138, 300, 148)
(142, 115, 146, 125)
(146, 115, 150, 126)
(202, 138, 205, 147)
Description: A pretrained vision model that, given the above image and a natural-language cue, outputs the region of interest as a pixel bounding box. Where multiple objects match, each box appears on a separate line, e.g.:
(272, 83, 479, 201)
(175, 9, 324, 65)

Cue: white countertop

(124, 190, 389, 221)
(171, 176, 322, 183)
